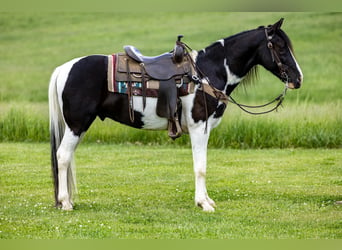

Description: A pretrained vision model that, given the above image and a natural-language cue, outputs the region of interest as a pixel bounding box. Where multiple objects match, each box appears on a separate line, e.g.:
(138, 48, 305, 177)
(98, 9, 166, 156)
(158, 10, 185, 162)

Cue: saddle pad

(107, 54, 195, 97)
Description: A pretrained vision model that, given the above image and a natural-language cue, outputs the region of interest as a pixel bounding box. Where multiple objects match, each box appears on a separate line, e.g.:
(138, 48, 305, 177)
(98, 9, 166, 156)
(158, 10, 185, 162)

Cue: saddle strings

(126, 58, 135, 123)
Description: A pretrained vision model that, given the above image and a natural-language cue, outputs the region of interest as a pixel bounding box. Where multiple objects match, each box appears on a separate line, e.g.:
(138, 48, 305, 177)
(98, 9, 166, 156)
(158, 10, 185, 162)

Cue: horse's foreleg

(189, 126, 216, 212)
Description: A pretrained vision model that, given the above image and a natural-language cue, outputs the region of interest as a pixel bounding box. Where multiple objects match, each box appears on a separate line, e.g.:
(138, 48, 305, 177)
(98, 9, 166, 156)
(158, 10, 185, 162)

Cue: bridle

(265, 28, 290, 85)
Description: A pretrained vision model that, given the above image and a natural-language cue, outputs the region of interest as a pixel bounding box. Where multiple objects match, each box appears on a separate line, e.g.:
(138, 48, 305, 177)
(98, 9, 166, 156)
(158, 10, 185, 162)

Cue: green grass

(0, 143, 341, 239)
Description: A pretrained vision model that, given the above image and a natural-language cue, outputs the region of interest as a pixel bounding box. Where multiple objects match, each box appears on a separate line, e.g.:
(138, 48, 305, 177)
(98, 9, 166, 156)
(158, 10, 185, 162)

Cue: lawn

(0, 143, 341, 239)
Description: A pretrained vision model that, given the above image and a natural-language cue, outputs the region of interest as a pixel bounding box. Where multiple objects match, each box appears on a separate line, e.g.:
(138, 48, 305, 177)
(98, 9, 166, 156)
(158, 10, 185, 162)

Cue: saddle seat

(124, 45, 190, 81)
(124, 45, 173, 64)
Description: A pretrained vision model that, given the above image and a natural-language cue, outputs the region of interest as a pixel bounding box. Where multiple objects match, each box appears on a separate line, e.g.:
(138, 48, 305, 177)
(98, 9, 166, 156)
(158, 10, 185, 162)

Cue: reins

(227, 86, 288, 115)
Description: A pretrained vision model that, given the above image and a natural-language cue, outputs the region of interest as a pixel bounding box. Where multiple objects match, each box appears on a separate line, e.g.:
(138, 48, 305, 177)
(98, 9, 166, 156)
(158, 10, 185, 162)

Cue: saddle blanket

(107, 54, 194, 97)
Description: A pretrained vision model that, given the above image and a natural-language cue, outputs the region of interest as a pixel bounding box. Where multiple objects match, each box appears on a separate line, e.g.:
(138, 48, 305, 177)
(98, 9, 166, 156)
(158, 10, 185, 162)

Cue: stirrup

(168, 118, 182, 140)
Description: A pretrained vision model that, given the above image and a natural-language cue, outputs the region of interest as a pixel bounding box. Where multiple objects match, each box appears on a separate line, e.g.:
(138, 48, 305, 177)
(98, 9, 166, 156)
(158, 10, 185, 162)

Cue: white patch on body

(190, 50, 198, 61)
(217, 39, 224, 47)
(133, 96, 168, 130)
(223, 58, 243, 92)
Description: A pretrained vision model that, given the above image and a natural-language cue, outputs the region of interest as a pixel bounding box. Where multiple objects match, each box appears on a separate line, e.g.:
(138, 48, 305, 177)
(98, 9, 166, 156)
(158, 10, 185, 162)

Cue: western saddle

(116, 35, 194, 139)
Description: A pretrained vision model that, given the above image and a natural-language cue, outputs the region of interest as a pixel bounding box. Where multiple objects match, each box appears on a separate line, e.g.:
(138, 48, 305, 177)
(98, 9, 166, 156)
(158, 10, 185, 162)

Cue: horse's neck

(197, 29, 262, 95)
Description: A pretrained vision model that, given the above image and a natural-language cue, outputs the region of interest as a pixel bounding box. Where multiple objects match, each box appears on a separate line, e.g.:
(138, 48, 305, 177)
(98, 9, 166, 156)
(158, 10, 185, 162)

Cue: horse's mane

(240, 65, 259, 87)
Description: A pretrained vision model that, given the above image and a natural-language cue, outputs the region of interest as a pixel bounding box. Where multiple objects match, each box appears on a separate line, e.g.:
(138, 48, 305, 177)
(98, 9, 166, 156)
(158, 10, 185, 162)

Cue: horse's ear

(272, 18, 284, 30)
(267, 18, 284, 36)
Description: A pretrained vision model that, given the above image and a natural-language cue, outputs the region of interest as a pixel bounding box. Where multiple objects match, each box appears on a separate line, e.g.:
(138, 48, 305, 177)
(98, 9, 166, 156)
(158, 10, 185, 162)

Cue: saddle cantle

(124, 45, 171, 64)
(125, 35, 185, 64)
(108, 36, 195, 139)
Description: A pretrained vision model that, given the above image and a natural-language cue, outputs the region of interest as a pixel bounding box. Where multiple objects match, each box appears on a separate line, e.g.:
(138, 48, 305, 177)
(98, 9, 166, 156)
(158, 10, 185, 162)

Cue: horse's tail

(48, 66, 65, 206)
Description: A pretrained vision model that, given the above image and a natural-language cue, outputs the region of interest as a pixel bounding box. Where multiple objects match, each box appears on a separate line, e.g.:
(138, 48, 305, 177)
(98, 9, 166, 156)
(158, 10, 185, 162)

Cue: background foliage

(0, 12, 341, 148)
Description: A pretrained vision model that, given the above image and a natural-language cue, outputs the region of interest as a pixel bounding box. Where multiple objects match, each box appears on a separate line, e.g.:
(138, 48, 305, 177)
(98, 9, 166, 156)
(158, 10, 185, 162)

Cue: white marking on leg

(189, 122, 216, 212)
(57, 127, 80, 211)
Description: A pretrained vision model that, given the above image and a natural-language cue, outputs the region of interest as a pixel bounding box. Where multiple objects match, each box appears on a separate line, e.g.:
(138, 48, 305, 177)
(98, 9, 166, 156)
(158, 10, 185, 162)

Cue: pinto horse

(49, 18, 303, 212)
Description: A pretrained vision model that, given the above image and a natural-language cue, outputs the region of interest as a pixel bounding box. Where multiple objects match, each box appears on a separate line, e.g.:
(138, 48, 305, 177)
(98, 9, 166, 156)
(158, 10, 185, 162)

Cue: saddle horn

(173, 35, 185, 63)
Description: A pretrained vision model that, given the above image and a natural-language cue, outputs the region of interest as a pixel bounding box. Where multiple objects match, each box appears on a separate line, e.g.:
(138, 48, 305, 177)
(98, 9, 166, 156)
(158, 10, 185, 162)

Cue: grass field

(0, 12, 341, 239)
(0, 143, 341, 239)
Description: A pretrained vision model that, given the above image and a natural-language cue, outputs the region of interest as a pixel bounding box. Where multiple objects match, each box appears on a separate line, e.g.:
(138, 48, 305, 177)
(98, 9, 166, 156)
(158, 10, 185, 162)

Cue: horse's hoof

(61, 201, 73, 211)
(202, 205, 215, 212)
(62, 206, 73, 211)
(207, 198, 216, 208)
(197, 199, 216, 212)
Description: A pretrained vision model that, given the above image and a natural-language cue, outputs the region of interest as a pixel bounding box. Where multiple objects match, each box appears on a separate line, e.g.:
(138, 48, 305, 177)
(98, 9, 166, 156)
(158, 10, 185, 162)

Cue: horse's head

(258, 18, 303, 89)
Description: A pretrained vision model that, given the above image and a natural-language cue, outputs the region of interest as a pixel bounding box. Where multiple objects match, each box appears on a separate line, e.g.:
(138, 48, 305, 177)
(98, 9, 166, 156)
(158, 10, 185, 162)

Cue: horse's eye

(279, 48, 287, 56)
(278, 40, 287, 49)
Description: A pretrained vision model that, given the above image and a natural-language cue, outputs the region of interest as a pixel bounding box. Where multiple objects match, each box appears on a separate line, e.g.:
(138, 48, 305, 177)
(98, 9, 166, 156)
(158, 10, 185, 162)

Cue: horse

(49, 18, 303, 212)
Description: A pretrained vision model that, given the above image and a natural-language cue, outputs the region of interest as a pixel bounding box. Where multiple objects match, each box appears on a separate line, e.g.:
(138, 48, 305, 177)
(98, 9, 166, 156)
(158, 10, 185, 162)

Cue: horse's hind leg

(57, 127, 81, 210)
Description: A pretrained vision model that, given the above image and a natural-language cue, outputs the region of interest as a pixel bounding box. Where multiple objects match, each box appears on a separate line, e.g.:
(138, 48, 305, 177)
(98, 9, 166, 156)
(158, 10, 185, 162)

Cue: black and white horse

(49, 19, 303, 212)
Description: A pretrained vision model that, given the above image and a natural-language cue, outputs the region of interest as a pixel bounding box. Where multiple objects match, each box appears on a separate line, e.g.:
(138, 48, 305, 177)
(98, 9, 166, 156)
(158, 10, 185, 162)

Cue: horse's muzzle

(287, 76, 302, 89)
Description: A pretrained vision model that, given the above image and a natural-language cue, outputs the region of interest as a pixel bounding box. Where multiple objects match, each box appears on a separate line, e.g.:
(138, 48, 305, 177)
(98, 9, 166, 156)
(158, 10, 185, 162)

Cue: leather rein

(181, 28, 289, 116)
